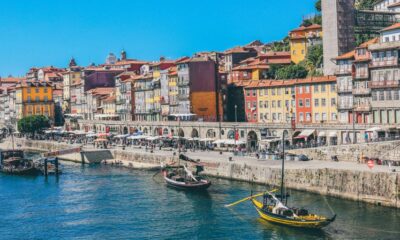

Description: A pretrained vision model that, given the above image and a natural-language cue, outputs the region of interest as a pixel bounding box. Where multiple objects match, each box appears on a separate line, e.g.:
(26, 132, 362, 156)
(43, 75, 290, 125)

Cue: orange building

(15, 81, 54, 120)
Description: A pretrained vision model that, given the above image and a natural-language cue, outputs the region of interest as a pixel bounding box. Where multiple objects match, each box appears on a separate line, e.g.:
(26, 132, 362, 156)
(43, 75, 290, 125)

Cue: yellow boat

(251, 191, 336, 229)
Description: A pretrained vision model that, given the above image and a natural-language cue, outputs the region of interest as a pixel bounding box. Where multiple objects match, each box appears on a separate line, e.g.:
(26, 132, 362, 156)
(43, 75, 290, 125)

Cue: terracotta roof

(244, 76, 336, 89)
(380, 23, 400, 32)
(334, 50, 355, 60)
(87, 87, 114, 96)
(357, 37, 379, 48)
(0, 77, 25, 84)
(290, 24, 322, 33)
(16, 80, 53, 88)
(103, 95, 116, 102)
(387, 2, 400, 8)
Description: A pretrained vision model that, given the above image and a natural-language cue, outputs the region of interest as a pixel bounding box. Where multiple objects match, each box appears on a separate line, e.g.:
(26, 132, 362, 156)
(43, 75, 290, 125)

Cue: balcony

(354, 104, 371, 112)
(177, 81, 189, 87)
(337, 87, 352, 94)
(353, 72, 369, 80)
(369, 80, 400, 89)
(178, 95, 189, 101)
(370, 59, 398, 68)
(352, 88, 371, 95)
(337, 103, 353, 110)
(335, 67, 352, 75)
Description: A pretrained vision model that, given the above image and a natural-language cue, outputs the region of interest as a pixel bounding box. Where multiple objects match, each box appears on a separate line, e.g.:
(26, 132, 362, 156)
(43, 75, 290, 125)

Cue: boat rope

(322, 195, 336, 216)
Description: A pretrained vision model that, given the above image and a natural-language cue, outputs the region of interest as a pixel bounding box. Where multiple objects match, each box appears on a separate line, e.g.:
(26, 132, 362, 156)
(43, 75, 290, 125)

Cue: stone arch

(206, 129, 216, 138)
(163, 128, 169, 135)
(247, 130, 258, 152)
(227, 129, 235, 139)
(191, 129, 199, 138)
(143, 128, 148, 135)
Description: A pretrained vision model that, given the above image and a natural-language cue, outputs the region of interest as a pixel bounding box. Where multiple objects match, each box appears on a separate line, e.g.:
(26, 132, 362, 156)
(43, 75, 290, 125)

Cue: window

(277, 88, 281, 95)
(314, 99, 319, 107)
(259, 89, 263, 96)
(35, 88, 39, 93)
(27, 96, 31, 102)
(305, 99, 310, 107)
(272, 113, 277, 120)
(387, 90, 392, 100)
(253, 113, 257, 120)
(265, 113, 269, 120)
(298, 86, 303, 94)
(265, 101, 269, 108)
(299, 113, 304, 122)
(379, 91, 385, 101)
(252, 90, 256, 97)
(246, 91, 250, 97)
(278, 113, 282, 120)
(394, 90, 399, 100)
(247, 102, 251, 109)
(285, 88, 289, 94)
(247, 113, 251, 120)
(264, 89, 268, 95)
(277, 100, 281, 108)
(44, 96, 48, 102)
(321, 84, 326, 92)
(372, 91, 378, 101)
(271, 89, 275, 95)
(322, 113, 327, 121)
(35, 96, 39, 102)
(272, 101, 276, 108)
(330, 83, 336, 92)
(331, 98, 336, 106)
(259, 101, 263, 108)
(315, 113, 320, 121)
(285, 100, 289, 108)
(321, 98, 326, 107)
(306, 112, 311, 121)
(332, 113, 337, 121)
(27, 88, 31, 93)
(314, 85, 319, 93)
(252, 101, 257, 108)
(305, 86, 310, 93)
(44, 88, 48, 93)
(299, 99, 303, 107)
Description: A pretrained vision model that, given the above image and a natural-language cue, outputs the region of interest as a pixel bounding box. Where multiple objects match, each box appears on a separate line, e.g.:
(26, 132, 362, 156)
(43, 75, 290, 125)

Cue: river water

(0, 162, 399, 240)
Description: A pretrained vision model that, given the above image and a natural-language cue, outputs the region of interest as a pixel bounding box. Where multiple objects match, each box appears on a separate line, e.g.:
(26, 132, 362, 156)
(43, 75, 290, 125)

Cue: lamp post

(234, 104, 238, 123)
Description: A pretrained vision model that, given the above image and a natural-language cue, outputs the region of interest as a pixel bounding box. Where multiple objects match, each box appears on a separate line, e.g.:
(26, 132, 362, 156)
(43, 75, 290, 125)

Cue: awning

(366, 127, 383, 132)
(329, 131, 338, 137)
(213, 139, 246, 145)
(169, 113, 196, 117)
(260, 138, 281, 143)
(146, 136, 160, 141)
(318, 131, 326, 137)
(127, 135, 148, 140)
(295, 129, 315, 139)
(114, 134, 130, 139)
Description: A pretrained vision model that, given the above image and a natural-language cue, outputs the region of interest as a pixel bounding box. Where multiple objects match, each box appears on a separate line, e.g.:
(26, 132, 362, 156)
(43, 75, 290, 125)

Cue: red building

(296, 83, 312, 123)
(244, 81, 259, 122)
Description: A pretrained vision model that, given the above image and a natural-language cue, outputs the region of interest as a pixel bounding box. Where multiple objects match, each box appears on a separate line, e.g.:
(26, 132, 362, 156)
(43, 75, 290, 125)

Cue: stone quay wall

(13, 139, 400, 208)
(288, 140, 400, 162)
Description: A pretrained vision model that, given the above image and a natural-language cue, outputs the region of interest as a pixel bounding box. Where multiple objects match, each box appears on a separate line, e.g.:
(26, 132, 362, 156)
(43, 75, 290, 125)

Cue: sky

(0, 0, 316, 77)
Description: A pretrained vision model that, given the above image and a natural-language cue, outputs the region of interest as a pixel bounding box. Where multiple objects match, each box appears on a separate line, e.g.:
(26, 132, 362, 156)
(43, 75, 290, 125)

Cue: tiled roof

(290, 24, 322, 33)
(87, 87, 114, 96)
(244, 76, 336, 89)
(0, 77, 25, 84)
(380, 23, 400, 32)
(334, 50, 355, 60)
(357, 37, 379, 48)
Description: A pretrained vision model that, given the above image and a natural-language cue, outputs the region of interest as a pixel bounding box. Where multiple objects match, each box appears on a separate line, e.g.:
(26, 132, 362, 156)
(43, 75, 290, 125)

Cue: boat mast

(280, 131, 285, 202)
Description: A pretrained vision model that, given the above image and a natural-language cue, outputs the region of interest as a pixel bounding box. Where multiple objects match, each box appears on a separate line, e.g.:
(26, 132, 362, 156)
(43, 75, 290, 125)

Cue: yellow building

(311, 79, 338, 123)
(289, 24, 322, 64)
(15, 81, 54, 120)
(102, 95, 116, 115)
(248, 80, 296, 124)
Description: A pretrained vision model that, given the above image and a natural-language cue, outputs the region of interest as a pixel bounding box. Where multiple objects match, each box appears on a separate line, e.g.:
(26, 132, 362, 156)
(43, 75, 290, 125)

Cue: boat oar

(225, 189, 278, 208)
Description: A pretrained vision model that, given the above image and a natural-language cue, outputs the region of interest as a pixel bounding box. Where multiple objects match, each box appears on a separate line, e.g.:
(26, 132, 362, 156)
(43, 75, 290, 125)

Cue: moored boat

(163, 165, 211, 190)
(0, 150, 41, 176)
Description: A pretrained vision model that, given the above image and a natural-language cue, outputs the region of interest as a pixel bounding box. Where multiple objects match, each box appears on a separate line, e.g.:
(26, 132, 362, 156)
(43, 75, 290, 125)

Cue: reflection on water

(0, 163, 399, 239)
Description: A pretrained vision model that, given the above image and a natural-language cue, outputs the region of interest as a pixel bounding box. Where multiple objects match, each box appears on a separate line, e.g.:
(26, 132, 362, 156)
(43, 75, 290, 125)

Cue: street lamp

(234, 104, 238, 123)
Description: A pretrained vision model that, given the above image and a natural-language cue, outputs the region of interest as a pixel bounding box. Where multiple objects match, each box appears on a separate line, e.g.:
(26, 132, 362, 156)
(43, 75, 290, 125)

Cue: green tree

(355, 0, 377, 10)
(18, 115, 50, 137)
(315, 0, 321, 12)
(270, 37, 290, 52)
(275, 64, 308, 79)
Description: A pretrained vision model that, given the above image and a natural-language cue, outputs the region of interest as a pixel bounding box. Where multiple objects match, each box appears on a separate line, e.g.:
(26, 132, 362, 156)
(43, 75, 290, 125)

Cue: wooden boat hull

(164, 176, 211, 190)
(251, 199, 335, 229)
(0, 167, 41, 176)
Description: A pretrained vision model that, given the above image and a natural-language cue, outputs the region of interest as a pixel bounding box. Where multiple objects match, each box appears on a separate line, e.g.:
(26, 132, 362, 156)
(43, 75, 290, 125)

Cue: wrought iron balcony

(369, 80, 400, 89)
(352, 88, 371, 95)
